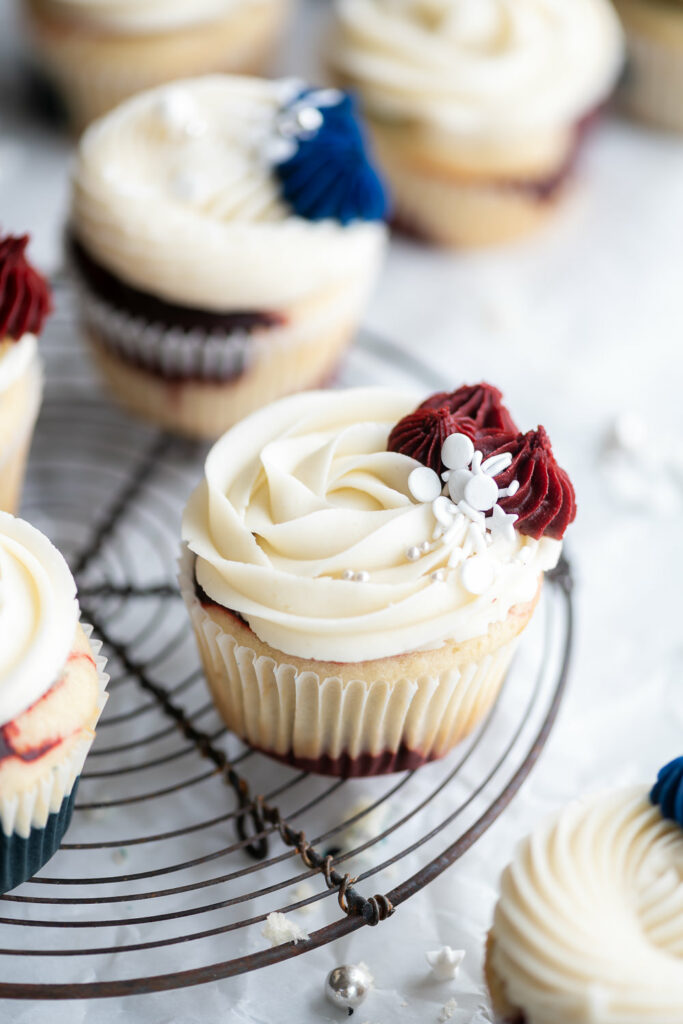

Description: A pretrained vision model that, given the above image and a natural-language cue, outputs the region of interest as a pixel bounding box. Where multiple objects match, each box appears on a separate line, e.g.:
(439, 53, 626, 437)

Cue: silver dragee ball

(324, 963, 373, 1013)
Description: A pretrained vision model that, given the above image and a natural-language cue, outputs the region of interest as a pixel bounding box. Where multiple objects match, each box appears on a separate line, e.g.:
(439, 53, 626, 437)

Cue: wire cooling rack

(0, 281, 574, 1000)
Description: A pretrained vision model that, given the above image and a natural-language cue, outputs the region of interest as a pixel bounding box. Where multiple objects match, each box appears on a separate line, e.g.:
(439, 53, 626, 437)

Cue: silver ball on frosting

(325, 963, 373, 1013)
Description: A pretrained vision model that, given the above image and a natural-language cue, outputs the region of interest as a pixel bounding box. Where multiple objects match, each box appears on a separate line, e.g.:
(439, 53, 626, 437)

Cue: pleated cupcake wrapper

(179, 548, 520, 770)
(1, 624, 109, 841)
(75, 276, 363, 384)
(620, 21, 683, 133)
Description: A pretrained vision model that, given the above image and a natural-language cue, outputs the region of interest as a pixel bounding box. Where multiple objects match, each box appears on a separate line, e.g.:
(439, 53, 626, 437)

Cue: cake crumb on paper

(438, 997, 458, 1022)
(261, 912, 309, 947)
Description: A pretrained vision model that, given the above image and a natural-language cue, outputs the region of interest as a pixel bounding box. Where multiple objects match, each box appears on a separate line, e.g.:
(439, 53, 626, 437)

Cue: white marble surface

(1, 2, 683, 1022)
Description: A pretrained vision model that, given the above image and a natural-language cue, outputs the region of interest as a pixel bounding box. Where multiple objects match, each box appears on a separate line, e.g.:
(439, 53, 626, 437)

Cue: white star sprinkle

(426, 946, 466, 981)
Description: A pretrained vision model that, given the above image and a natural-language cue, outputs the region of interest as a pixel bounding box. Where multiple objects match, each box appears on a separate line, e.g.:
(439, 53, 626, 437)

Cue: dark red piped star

(418, 383, 518, 433)
(388, 408, 476, 474)
(477, 426, 576, 539)
(0, 233, 52, 341)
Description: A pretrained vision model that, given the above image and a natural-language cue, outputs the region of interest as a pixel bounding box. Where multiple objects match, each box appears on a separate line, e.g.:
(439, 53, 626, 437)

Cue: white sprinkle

(441, 433, 474, 471)
(471, 449, 483, 473)
(426, 946, 465, 981)
(406, 546, 421, 561)
(354, 571, 370, 582)
(488, 504, 518, 544)
(458, 500, 485, 525)
(464, 473, 499, 512)
(306, 87, 344, 109)
(482, 452, 513, 476)
(433, 494, 456, 526)
(506, 479, 520, 496)
(447, 468, 472, 504)
(461, 554, 496, 594)
(409, 466, 443, 503)
(296, 106, 323, 133)
(430, 569, 446, 583)
(342, 569, 355, 580)
(262, 912, 309, 947)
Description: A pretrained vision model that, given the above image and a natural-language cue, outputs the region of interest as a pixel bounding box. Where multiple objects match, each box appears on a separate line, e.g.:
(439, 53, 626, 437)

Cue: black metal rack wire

(0, 282, 574, 1000)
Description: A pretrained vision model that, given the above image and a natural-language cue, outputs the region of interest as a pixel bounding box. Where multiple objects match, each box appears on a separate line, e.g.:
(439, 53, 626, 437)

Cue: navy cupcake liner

(0, 782, 79, 894)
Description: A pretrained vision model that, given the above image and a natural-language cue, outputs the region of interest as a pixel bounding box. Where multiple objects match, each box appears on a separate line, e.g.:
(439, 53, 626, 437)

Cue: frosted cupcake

(69, 76, 389, 439)
(486, 758, 683, 1023)
(180, 382, 575, 777)
(0, 234, 50, 514)
(330, 0, 624, 246)
(22, 0, 291, 131)
(615, 0, 683, 133)
(0, 514, 108, 893)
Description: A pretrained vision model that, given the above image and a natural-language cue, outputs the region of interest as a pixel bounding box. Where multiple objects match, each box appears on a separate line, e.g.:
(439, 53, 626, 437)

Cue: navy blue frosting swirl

(272, 88, 389, 226)
(650, 757, 683, 828)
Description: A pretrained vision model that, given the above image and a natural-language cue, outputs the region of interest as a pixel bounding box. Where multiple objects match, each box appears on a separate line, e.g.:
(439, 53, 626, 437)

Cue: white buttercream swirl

(0, 335, 39, 395)
(38, 0, 263, 34)
(71, 76, 386, 311)
(0, 514, 79, 727)
(182, 388, 560, 662)
(332, 0, 624, 136)
(492, 786, 683, 1024)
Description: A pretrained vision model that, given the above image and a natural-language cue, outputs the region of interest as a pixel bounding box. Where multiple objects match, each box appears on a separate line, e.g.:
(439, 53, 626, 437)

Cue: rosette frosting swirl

(651, 757, 683, 829)
(492, 786, 683, 1023)
(36, 0, 261, 34)
(182, 389, 560, 662)
(332, 0, 624, 136)
(0, 514, 79, 727)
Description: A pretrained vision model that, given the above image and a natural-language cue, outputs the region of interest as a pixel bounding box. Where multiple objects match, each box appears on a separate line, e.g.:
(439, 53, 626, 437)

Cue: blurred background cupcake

(329, 0, 624, 247)
(0, 233, 50, 514)
(21, 0, 292, 131)
(0, 513, 108, 893)
(68, 75, 389, 439)
(615, 0, 683, 133)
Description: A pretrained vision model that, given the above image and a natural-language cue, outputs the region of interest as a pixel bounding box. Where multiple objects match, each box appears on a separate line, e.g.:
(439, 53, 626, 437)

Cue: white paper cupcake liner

(0, 623, 109, 840)
(179, 548, 521, 774)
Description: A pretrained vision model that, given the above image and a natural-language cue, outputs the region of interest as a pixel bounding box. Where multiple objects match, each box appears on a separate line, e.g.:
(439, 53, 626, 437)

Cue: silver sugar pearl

(406, 546, 421, 561)
(354, 571, 370, 583)
(342, 569, 355, 581)
(325, 963, 373, 1013)
(420, 540, 430, 553)
(431, 569, 446, 582)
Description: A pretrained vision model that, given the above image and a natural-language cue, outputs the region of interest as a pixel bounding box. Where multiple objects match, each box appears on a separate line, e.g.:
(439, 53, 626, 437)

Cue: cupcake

(0, 234, 51, 515)
(329, 0, 624, 247)
(22, 0, 291, 131)
(0, 513, 108, 893)
(485, 758, 683, 1023)
(615, 0, 683, 133)
(180, 382, 575, 778)
(69, 76, 389, 440)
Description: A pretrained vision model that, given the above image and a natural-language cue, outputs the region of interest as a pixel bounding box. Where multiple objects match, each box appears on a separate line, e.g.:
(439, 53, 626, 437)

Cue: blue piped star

(271, 88, 390, 226)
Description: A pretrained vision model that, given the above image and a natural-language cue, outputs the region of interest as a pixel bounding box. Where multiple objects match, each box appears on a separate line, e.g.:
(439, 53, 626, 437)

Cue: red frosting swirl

(478, 426, 576, 539)
(419, 383, 518, 433)
(0, 233, 52, 341)
(388, 408, 476, 473)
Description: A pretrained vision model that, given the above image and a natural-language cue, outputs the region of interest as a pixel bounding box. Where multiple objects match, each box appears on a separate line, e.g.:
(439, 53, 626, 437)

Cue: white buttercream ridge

(38, 0, 272, 34)
(181, 388, 560, 663)
(70, 75, 386, 311)
(332, 0, 624, 137)
(492, 786, 683, 1024)
(0, 334, 39, 395)
(0, 514, 80, 727)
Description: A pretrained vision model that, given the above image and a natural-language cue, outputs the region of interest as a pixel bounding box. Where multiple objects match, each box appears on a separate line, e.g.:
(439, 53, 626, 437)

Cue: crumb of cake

(261, 912, 309, 946)
(438, 997, 458, 1022)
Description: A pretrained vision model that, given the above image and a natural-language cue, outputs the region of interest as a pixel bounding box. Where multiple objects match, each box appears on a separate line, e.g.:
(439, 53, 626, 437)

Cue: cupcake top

(0, 233, 51, 394)
(70, 76, 389, 312)
(331, 0, 624, 138)
(0, 513, 79, 727)
(31, 0, 272, 33)
(182, 384, 574, 662)
(490, 762, 683, 1024)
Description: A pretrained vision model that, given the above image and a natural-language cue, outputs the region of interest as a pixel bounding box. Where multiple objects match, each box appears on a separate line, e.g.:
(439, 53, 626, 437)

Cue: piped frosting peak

(0, 234, 52, 341)
(651, 757, 683, 829)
